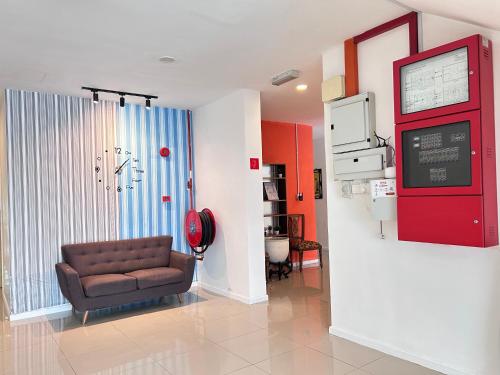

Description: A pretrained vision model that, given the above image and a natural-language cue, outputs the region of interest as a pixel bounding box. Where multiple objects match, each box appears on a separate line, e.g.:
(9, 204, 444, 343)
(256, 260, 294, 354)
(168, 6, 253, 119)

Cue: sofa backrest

(61, 236, 173, 277)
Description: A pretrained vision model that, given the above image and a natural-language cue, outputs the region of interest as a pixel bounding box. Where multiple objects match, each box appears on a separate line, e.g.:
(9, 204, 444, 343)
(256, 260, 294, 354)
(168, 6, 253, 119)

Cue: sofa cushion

(125, 267, 185, 289)
(61, 236, 173, 277)
(81, 274, 137, 297)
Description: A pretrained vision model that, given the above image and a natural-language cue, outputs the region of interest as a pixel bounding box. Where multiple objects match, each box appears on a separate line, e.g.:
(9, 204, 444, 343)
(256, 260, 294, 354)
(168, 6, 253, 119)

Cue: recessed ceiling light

(296, 84, 308, 92)
(159, 56, 176, 63)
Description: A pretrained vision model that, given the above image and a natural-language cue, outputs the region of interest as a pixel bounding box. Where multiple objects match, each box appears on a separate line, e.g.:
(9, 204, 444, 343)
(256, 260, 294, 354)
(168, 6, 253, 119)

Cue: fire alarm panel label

(400, 47, 469, 114)
(370, 179, 396, 199)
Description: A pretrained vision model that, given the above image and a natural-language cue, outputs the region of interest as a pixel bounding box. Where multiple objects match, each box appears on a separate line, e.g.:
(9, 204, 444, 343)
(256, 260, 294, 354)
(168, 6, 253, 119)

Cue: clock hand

(115, 158, 130, 175)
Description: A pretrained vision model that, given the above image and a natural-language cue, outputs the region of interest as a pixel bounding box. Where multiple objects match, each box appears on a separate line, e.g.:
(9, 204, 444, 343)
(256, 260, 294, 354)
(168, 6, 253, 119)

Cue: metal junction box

(333, 146, 392, 181)
(330, 92, 376, 154)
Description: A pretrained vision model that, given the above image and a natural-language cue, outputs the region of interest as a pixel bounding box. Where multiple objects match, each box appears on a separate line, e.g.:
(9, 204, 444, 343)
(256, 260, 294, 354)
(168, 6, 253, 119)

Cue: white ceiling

(0, 0, 410, 126)
(393, 0, 500, 31)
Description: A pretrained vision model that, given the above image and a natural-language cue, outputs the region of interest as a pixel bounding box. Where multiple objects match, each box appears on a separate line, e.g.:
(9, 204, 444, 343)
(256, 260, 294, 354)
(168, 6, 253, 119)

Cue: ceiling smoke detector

(271, 69, 300, 86)
(159, 56, 176, 63)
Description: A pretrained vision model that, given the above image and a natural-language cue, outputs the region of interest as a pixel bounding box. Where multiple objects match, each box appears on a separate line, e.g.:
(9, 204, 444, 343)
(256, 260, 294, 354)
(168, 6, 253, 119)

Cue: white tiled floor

(0, 262, 443, 375)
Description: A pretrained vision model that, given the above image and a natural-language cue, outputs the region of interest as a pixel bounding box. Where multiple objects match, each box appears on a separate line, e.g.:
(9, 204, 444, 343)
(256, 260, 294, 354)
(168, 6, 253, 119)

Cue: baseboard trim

(10, 282, 201, 322)
(329, 326, 470, 375)
(292, 259, 320, 269)
(197, 281, 268, 304)
(10, 303, 73, 322)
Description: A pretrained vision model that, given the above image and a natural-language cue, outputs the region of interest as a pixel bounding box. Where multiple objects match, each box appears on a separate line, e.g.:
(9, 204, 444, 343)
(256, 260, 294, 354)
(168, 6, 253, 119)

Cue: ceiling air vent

(271, 69, 300, 86)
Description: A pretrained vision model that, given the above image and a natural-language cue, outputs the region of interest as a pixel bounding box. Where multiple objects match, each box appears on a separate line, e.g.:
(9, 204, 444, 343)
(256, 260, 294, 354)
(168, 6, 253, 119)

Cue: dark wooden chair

(287, 214, 323, 272)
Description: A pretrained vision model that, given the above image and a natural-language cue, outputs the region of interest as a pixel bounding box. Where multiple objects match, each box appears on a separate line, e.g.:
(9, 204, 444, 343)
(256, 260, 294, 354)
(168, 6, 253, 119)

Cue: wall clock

(94, 147, 144, 193)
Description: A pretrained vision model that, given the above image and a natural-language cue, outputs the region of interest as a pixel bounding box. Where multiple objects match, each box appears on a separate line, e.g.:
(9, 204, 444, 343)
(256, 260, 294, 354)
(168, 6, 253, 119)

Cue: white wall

(313, 126, 329, 250)
(323, 14, 500, 375)
(193, 89, 267, 304)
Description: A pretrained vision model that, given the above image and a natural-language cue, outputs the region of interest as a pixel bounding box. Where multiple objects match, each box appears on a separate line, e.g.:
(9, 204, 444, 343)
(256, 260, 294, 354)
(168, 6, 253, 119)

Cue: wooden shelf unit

(263, 164, 288, 237)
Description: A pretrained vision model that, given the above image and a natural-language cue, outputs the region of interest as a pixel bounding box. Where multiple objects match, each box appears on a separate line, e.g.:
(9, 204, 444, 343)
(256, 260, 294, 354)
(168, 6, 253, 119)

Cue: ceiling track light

(81, 86, 158, 109)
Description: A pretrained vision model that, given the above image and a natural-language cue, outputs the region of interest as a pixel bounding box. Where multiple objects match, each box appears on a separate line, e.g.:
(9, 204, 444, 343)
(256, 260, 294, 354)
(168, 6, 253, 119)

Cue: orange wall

(261, 121, 317, 262)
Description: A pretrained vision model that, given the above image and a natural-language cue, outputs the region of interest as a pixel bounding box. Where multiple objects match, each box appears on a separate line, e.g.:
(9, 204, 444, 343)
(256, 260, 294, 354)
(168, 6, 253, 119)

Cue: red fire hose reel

(185, 208, 216, 260)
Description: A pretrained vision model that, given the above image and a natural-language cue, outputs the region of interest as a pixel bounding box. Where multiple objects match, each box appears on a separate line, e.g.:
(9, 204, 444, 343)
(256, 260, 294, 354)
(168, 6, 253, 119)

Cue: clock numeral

(114, 147, 122, 155)
(95, 166, 100, 173)
(125, 150, 131, 155)
(97, 156, 102, 161)
(133, 158, 139, 163)
(132, 178, 142, 183)
(106, 186, 111, 190)
(117, 186, 122, 193)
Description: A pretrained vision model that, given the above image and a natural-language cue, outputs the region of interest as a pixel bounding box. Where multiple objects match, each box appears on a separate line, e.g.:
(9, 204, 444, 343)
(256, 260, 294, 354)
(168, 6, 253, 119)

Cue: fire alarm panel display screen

(400, 47, 469, 114)
(402, 121, 471, 188)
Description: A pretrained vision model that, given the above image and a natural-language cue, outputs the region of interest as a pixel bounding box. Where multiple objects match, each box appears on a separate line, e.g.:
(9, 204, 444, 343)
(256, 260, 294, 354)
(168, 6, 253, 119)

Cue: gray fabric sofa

(55, 236, 195, 324)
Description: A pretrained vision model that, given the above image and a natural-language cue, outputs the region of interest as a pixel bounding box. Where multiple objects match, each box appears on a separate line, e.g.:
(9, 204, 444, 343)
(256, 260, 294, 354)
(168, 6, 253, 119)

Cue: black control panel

(402, 121, 471, 188)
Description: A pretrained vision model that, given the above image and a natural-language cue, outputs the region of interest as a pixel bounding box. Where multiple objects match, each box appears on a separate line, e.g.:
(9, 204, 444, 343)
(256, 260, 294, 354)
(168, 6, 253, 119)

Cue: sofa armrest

(169, 251, 195, 284)
(55, 263, 86, 307)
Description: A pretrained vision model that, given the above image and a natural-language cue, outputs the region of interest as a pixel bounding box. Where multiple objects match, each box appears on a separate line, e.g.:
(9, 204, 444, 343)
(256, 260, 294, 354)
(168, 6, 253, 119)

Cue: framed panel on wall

(314, 168, 323, 199)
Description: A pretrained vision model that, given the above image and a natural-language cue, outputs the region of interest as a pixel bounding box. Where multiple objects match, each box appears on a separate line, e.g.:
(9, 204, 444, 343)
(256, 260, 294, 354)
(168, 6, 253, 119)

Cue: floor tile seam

(0, 335, 77, 375)
(71, 355, 155, 375)
(224, 363, 258, 375)
(219, 337, 305, 365)
(207, 325, 265, 345)
(152, 340, 252, 375)
(62, 334, 150, 364)
(356, 353, 388, 369)
(52, 334, 78, 375)
(150, 358, 175, 375)
(215, 327, 284, 345)
(207, 338, 256, 366)
(302, 342, 366, 370)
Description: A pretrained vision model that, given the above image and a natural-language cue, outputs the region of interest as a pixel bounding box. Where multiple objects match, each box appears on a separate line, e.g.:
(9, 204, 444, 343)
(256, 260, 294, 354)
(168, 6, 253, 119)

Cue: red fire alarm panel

(393, 34, 497, 247)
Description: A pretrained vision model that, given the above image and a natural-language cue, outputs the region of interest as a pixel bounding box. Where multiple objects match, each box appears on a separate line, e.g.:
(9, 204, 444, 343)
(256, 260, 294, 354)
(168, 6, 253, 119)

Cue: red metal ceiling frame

(344, 11, 419, 97)
(353, 11, 419, 54)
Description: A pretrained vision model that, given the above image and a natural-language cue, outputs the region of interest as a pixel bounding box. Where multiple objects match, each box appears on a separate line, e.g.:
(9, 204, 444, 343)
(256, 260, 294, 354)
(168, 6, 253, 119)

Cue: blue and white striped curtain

(5, 89, 192, 314)
(115, 104, 191, 253)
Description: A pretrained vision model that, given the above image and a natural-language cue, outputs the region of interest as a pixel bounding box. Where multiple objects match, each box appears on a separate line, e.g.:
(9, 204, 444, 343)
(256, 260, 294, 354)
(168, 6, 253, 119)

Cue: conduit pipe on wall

(295, 123, 303, 201)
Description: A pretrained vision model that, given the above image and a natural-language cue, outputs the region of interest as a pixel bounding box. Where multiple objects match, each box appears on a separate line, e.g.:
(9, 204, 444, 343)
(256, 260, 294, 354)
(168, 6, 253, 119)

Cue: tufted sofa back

(61, 236, 173, 277)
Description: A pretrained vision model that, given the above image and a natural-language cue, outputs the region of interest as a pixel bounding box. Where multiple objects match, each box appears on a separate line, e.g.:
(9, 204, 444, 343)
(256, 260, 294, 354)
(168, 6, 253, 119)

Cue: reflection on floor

(0, 264, 442, 374)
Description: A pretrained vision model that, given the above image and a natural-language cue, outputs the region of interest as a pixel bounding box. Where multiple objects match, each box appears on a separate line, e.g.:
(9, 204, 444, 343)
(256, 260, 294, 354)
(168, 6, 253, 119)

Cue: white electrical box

(370, 179, 397, 221)
(330, 92, 376, 153)
(333, 146, 391, 181)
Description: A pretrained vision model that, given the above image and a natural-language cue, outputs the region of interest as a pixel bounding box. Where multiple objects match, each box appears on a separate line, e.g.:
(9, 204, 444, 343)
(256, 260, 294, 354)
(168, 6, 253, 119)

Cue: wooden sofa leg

(177, 293, 183, 304)
(82, 311, 89, 325)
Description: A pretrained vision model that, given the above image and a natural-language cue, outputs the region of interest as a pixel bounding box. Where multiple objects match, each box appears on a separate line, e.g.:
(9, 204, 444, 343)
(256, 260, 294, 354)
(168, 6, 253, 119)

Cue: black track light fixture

(82, 87, 158, 109)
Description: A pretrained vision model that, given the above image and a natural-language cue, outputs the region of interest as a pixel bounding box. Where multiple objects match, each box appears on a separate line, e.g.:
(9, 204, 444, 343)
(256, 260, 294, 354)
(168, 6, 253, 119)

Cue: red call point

(250, 158, 259, 170)
(162, 195, 171, 203)
(160, 147, 170, 157)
